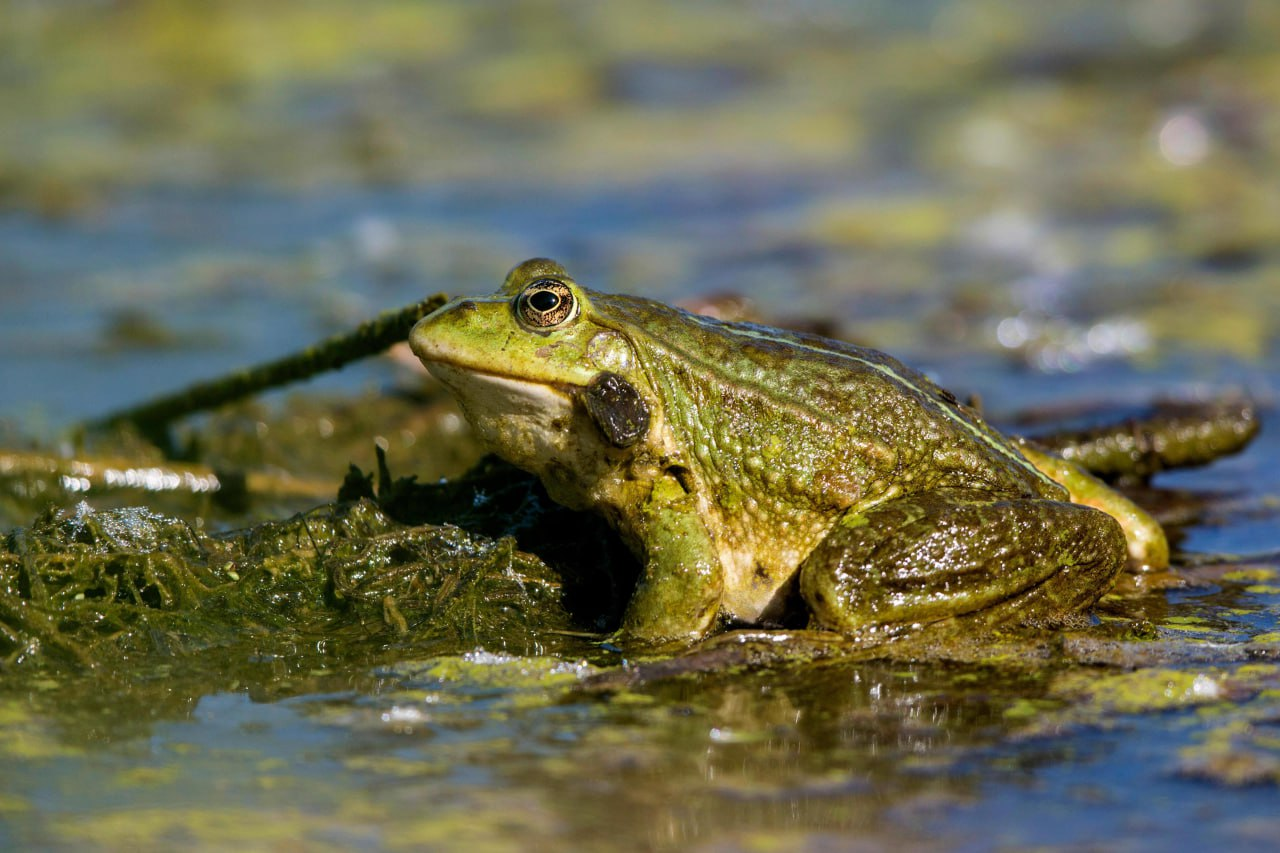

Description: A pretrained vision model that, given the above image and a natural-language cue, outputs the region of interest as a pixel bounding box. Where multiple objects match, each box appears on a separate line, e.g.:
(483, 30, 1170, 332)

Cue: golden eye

(516, 279, 578, 328)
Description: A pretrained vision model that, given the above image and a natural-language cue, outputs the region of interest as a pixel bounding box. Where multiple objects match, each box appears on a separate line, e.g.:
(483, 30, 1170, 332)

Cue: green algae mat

(3, 2, 1280, 851)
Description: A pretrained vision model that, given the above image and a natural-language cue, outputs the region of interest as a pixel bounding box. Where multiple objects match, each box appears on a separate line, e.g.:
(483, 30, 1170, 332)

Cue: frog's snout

(409, 313, 448, 365)
(410, 299, 468, 360)
(408, 316, 433, 362)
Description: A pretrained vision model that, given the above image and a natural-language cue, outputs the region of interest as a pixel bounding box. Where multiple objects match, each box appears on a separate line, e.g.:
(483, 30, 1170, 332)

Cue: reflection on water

(5, 643, 1278, 850)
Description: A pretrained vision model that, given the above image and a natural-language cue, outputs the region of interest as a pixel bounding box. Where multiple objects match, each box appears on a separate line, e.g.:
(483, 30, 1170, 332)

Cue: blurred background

(3, 5, 1280, 850)
(3, 0, 1276, 431)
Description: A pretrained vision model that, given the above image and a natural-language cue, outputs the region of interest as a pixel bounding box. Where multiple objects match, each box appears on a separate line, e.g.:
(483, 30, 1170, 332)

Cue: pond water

(2, 2, 1278, 851)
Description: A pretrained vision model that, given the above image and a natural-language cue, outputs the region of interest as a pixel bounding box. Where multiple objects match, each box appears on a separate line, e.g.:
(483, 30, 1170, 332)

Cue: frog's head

(410, 258, 658, 497)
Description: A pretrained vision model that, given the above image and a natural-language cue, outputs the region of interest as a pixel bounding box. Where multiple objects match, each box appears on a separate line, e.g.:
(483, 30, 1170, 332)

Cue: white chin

(426, 363, 578, 472)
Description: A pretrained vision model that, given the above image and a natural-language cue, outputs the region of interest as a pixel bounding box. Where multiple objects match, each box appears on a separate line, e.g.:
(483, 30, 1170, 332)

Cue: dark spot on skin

(753, 564, 770, 581)
(938, 387, 959, 406)
(667, 465, 695, 494)
(584, 372, 650, 448)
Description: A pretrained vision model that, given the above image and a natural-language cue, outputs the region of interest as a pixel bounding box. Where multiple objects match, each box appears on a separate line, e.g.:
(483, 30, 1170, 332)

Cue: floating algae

(0, 458, 635, 675)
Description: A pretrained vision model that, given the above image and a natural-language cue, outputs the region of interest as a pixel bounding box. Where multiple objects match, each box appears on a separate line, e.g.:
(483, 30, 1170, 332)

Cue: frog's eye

(516, 279, 579, 329)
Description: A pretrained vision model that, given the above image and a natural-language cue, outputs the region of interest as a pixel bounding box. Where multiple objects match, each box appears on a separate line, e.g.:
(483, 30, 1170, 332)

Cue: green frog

(410, 258, 1168, 646)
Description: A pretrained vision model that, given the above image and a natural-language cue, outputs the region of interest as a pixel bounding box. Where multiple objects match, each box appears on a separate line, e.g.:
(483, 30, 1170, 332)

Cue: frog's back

(594, 294, 1058, 515)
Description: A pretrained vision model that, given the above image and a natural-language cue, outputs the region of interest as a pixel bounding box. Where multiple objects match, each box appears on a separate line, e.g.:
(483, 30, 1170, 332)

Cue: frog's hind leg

(798, 490, 1127, 639)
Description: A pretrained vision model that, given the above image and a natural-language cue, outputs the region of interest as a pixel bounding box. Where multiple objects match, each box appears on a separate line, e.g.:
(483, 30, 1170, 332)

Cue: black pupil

(528, 289, 561, 313)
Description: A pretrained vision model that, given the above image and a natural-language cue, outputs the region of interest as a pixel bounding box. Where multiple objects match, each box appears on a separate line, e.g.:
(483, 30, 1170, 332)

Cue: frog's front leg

(619, 476, 724, 646)
(799, 489, 1126, 638)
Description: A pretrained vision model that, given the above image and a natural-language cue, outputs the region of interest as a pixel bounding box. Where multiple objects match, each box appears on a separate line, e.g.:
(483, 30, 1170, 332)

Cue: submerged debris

(88, 295, 447, 448)
(1031, 397, 1261, 483)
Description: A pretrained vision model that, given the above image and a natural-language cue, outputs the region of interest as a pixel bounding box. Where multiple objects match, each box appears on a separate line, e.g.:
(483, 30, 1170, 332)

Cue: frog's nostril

(455, 300, 478, 315)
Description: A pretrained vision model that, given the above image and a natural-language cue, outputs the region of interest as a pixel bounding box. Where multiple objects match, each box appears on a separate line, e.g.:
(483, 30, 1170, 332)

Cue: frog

(409, 258, 1169, 647)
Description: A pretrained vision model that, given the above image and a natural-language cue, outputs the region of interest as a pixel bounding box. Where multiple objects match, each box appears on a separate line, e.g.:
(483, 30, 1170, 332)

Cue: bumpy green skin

(410, 258, 1154, 646)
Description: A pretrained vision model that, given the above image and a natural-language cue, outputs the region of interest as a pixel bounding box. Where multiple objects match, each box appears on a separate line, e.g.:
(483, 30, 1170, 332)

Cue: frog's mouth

(424, 361, 581, 414)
